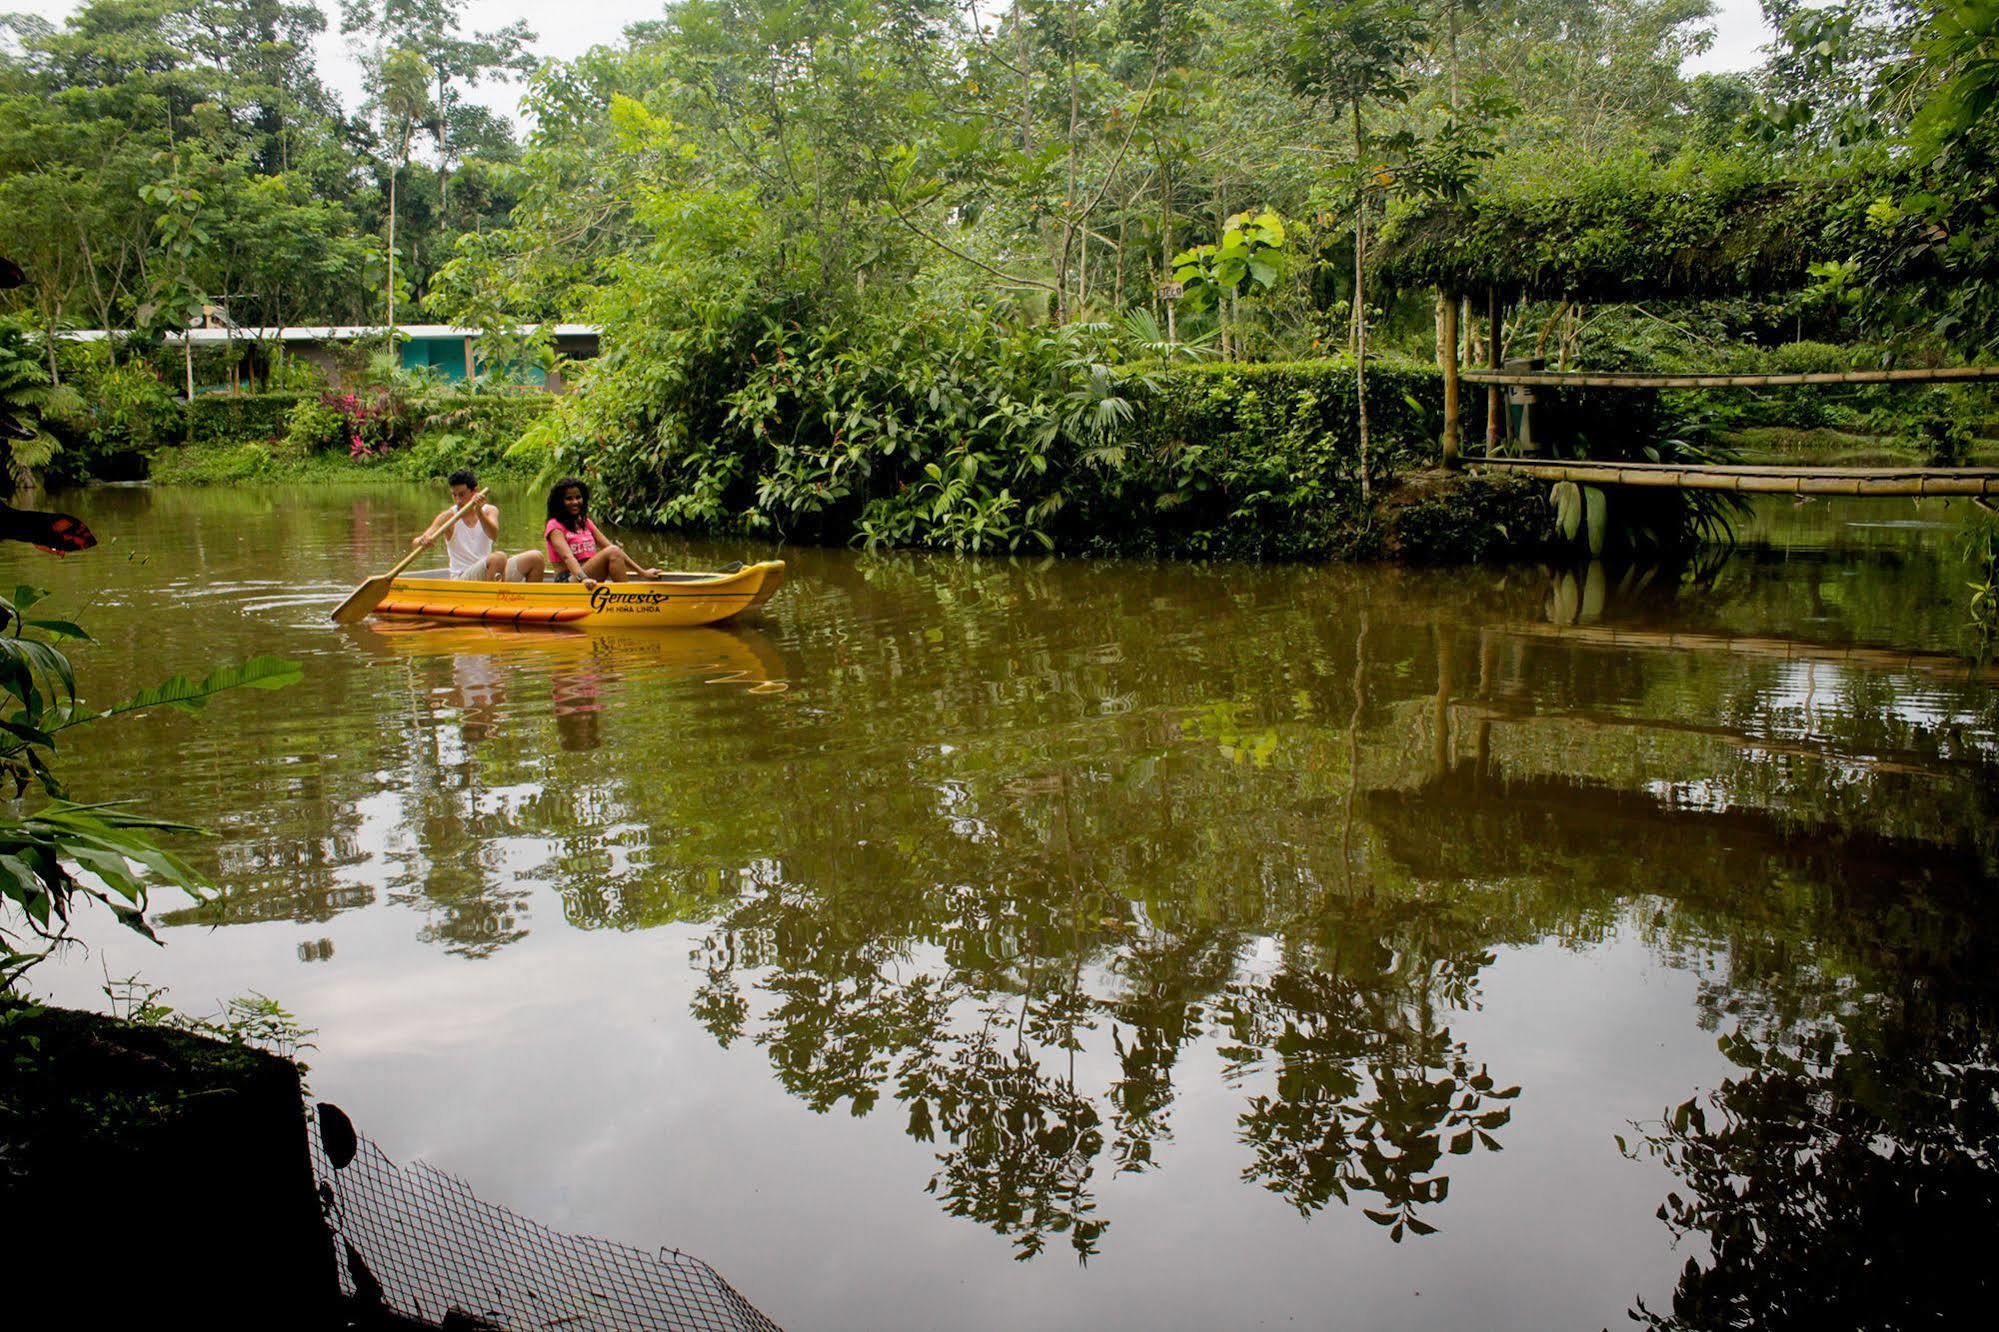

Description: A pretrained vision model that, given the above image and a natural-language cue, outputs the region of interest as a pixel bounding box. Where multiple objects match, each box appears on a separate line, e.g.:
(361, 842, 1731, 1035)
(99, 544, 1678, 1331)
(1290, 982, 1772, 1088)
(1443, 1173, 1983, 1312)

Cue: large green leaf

(1583, 485, 1608, 557)
(24, 619, 90, 642)
(97, 655, 304, 720)
(0, 636, 76, 705)
(1551, 481, 1581, 541)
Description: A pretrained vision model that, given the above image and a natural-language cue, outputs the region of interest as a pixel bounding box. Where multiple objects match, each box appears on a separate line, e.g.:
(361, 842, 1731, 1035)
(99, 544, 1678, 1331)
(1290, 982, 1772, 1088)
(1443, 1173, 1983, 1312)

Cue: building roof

(61, 324, 601, 343)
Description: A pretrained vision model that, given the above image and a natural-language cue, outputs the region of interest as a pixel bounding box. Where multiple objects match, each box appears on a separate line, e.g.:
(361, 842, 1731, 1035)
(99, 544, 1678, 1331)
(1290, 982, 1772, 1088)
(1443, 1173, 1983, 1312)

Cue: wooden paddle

(329, 488, 487, 623)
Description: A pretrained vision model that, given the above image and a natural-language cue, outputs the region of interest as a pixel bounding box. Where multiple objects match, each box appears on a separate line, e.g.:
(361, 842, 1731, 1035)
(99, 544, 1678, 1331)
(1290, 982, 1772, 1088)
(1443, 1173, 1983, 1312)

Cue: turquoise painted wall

(401, 337, 469, 381)
(399, 337, 548, 385)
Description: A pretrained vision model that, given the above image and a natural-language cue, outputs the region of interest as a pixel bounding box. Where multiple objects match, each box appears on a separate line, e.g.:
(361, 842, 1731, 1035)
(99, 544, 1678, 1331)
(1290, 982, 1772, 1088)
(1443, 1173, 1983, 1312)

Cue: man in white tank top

(413, 469, 547, 582)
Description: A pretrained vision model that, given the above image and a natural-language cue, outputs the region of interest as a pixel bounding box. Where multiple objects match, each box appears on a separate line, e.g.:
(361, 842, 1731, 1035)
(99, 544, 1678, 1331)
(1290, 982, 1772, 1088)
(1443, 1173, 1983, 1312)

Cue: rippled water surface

(16, 483, 1999, 1329)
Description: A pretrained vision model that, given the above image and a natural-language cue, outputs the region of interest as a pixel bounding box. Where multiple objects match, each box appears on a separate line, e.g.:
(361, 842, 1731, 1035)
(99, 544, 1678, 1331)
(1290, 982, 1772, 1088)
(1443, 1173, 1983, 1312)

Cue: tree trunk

(387, 165, 398, 336)
(436, 70, 451, 216)
(1158, 145, 1175, 343)
(1217, 185, 1230, 358)
(1060, 0, 1081, 322)
(1535, 300, 1570, 357)
(1352, 100, 1371, 504)
(1015, 0, 1033, 152)
(1115, 214, 1126, 309)
(1447, 2, 1460, 110)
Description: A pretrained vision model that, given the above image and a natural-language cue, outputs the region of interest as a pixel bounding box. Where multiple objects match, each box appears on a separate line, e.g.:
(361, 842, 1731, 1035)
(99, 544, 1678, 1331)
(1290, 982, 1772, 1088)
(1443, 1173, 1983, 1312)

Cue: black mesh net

(309, 1102, 783, 1332)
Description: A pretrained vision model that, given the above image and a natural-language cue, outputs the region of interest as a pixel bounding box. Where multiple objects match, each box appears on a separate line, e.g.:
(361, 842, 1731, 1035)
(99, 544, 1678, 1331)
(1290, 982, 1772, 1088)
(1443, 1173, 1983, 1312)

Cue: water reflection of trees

(1626, 1009, 1999, 1328)
(1221, 956, 1518, 1237)
(1374, 761, 1999, 1327)
(97, 519, 1999, 1274)
(681, 740, 1531, 1260)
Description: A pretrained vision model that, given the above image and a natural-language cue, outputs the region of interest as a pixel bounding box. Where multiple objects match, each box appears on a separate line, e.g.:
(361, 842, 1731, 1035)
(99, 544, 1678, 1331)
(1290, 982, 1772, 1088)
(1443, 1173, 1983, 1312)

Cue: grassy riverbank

(148, 435, 543, 485)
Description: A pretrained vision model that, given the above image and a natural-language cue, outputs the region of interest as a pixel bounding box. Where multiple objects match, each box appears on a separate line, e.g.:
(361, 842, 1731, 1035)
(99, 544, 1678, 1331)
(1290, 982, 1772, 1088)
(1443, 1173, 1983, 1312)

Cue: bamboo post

(1484, 286, 1502, 448)
(1439, 289, 1461, 469)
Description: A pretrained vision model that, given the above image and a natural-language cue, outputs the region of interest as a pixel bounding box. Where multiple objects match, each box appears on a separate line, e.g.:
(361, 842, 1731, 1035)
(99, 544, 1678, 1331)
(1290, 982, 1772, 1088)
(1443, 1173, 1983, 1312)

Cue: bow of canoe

(372, 559, 786, 628)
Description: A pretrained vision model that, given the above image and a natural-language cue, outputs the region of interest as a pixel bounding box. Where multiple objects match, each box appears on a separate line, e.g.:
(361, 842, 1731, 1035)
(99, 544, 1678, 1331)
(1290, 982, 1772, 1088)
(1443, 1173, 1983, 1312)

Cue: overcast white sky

(9, 1, 1778, 124)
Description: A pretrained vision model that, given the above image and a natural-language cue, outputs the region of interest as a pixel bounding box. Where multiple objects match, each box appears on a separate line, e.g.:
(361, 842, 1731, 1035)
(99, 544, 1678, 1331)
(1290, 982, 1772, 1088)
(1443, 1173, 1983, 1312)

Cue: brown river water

(12, 482, 1999, 1329)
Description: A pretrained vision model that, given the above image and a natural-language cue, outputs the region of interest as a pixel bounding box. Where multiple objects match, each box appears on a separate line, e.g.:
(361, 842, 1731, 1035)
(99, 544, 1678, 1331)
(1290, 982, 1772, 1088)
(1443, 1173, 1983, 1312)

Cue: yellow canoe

(372, 560, 786, 628)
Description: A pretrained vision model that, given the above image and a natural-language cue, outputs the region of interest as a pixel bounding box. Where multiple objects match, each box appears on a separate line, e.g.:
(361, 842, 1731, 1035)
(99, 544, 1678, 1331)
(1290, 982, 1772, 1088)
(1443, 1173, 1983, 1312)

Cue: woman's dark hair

(546, 477, 590, 530)
(448, 468, 477, 490)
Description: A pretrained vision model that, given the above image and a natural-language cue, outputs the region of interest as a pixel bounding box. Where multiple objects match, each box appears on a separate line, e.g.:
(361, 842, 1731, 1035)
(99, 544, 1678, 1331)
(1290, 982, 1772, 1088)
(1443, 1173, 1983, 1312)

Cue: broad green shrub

(1378, 471, 1554, 564)
(263, 350, 327, 393)
(1904, 387, 1976, 466)
(563, 305, 1169, 553)
(414, 395, 555, 472)
(47, 357, 180, 482)
(279, 398, 347, 455)
(0, 320, 86, 484)
(1764, 341, 1855, 375)
(175, 441, 293, 481)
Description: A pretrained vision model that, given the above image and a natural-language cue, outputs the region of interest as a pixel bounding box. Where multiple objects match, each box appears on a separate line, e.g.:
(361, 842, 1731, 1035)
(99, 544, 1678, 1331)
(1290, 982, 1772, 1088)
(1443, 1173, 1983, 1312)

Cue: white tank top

(445, 509, 495, 577)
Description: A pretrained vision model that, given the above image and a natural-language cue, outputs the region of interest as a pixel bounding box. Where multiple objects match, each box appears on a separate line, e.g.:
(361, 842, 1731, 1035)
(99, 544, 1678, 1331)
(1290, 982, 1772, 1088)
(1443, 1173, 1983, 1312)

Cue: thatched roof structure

(1376, 177, 1864, 302)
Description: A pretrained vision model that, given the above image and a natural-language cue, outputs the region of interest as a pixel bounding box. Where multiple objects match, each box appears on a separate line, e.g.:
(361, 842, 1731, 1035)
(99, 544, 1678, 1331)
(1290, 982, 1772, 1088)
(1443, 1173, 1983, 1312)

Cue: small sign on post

(1504, 356, 1544, 455)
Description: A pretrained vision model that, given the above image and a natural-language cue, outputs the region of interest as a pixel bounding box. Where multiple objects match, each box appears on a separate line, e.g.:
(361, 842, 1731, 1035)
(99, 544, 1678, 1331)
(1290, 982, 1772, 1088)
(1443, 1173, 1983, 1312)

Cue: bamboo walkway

(1460, 365, 1999, 389)
(1472, 455, 1999, 497)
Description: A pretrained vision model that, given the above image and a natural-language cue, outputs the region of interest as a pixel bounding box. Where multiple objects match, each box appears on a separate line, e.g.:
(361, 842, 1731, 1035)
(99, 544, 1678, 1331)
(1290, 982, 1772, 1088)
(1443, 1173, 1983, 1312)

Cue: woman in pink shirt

(543, 477, 664, 588)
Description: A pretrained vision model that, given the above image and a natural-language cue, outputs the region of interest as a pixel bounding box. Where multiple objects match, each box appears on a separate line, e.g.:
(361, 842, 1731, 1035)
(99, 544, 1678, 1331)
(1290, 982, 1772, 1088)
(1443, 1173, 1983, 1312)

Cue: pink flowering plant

(323, 387, 417, 460)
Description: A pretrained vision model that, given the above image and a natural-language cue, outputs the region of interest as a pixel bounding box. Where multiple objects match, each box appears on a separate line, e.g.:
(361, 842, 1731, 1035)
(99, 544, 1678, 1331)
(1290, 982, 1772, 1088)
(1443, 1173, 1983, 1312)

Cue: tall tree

(1288, 1, 1427, 500)
(339, 0, 535, 211)
(378, 47, 432, 338)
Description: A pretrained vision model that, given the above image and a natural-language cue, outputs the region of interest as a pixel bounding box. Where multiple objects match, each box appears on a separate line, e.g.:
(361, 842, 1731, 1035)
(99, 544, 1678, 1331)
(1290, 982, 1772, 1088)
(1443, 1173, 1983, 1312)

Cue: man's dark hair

(448, 469, 477, 490)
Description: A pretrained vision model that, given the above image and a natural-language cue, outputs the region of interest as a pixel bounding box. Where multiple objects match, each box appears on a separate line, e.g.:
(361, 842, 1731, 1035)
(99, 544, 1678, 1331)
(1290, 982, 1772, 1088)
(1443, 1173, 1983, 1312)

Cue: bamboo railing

(1473, 456, 1999, 496)
(1459, 364, 1999, 388)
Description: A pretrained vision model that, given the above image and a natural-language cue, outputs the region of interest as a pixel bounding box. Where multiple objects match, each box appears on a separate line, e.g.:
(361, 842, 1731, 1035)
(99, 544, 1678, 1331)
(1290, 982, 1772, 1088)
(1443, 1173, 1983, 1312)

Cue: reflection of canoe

(372, 560, 786, 628)
(360, 619, 789, 684)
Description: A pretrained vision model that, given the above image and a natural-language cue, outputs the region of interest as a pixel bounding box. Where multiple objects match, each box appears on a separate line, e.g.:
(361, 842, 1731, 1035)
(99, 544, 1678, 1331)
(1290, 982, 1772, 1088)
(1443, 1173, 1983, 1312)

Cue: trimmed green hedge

(1061, 357, 1447, 559)
(185, 392, 314, 448)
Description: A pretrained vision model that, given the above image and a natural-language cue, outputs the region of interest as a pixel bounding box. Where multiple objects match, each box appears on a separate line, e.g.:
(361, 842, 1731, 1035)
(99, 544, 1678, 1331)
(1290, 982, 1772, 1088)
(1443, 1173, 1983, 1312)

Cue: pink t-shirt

(545, 517, 605, 568)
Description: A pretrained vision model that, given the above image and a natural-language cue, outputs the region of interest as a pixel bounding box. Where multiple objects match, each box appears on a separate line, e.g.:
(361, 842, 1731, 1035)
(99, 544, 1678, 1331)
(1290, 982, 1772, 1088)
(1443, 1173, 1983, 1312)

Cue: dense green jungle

(4, 1, 1999, 557)
(5, 4, 1999, 1330)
